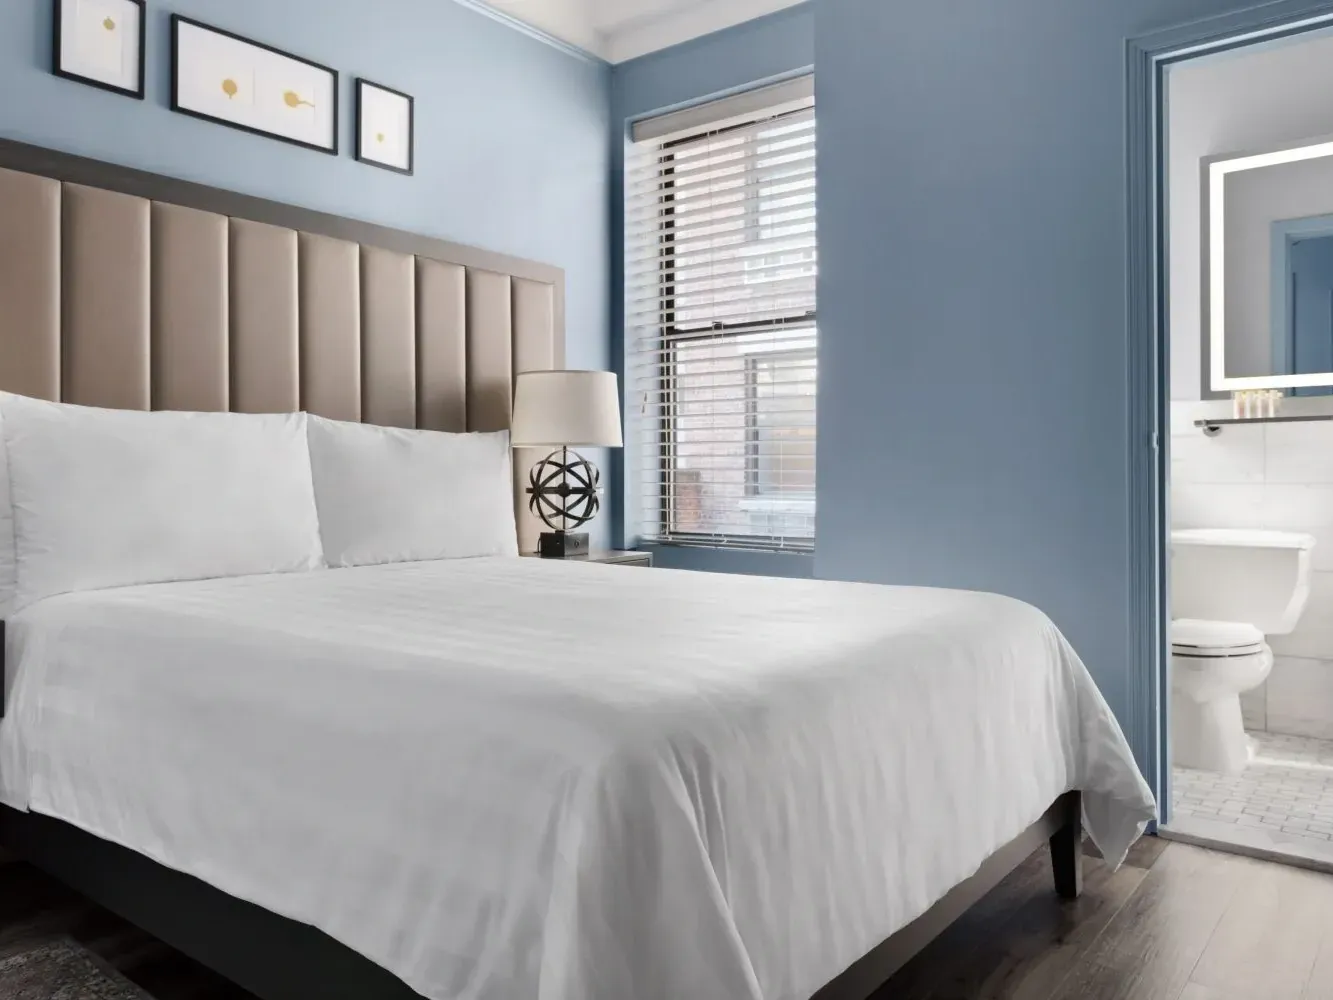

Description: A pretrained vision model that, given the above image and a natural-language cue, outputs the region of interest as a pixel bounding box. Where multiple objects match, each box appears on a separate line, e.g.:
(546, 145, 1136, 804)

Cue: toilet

(1171, 528, 1316, 773)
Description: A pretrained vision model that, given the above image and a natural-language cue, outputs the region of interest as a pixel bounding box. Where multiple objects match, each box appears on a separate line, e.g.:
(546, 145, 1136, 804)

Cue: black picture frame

(169, 14, 339, 156)
(355, 78, 415, 176)
(52, 0, 146, 100)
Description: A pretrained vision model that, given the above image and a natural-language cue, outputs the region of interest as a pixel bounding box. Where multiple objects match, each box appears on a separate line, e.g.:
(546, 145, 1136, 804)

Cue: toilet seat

(1170, 618, 1265, 658)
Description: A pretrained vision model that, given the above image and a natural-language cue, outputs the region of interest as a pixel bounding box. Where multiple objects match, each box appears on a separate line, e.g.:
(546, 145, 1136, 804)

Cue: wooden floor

(2, 838, 1332, 1000)
(0, 851, 252, 1000)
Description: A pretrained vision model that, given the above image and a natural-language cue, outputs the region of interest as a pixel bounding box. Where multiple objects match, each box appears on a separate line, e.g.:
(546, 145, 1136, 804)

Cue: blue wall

(813, 0, 1288, 747)
(0, 0, 611, 542)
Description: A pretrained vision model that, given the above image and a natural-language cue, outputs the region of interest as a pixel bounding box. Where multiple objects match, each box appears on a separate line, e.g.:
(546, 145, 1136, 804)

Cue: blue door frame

(1128, 1, 1333, 825)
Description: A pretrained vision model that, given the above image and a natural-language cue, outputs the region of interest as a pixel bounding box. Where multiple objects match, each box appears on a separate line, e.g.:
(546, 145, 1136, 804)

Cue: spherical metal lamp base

(527, 447, 602, 535)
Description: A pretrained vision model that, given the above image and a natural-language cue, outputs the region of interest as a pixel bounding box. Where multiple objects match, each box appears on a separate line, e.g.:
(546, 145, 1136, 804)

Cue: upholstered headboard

(0, 139, 564, 554)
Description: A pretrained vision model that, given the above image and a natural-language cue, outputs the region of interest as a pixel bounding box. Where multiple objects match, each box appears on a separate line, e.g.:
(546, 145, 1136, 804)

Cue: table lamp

(510, 370, 624, 558)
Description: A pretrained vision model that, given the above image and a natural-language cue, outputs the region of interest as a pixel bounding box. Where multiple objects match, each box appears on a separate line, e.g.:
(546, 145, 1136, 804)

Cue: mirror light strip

(1209, 138, 1333, 391)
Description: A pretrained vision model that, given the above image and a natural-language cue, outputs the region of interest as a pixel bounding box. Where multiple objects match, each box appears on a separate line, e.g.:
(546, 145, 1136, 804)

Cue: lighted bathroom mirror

(1208, 135, 1333, 393)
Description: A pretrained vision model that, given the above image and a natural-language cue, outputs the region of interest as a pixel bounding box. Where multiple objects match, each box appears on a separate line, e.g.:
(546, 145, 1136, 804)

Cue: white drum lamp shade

(511, 371, 623, 449)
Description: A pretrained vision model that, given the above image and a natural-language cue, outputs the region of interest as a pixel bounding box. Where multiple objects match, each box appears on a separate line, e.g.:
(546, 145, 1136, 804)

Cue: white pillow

(306, 416, 518, 567)
(2, 394, 324, 610)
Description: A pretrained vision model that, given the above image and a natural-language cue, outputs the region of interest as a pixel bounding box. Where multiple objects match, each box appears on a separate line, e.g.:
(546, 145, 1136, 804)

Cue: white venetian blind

(626, 77, 817, 552)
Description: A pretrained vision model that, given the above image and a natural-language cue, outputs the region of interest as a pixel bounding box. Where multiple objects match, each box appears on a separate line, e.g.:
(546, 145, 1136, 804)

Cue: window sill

(639, 542, 816, 579)
(651, 537, 814, 555)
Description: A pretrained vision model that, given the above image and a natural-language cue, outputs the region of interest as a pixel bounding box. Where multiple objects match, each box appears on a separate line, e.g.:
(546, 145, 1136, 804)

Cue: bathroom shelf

(1195, 414, 1333, 435)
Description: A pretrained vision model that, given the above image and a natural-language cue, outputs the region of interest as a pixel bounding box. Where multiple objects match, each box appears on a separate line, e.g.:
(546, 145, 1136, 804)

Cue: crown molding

(458, 0, 809, 65)
(449, 0, 609, 64)
(604, 0, 807, 63)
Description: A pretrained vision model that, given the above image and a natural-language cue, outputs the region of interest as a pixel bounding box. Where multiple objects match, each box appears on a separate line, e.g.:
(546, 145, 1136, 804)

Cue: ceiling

(474, 0, 805, 63)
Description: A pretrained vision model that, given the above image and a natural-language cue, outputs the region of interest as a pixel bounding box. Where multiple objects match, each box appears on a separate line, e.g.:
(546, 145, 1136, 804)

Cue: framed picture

(170, 15, 338, 155)
(355, 79, 414, 175)
(53, 0, 146, 99)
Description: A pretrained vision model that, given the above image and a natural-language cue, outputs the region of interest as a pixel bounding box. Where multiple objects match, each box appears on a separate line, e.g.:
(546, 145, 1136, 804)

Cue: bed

(0, 137, 1156, 1000)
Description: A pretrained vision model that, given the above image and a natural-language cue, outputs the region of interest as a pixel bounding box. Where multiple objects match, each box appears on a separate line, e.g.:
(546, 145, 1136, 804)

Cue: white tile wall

(1256, 485, 1333, 572)
(1267, 421, 1333, 484)
(1171, 483, 1266, 530)
(1170, 400, 1333, 738)
(1171, 422, 1265, 484)
(1270, 572, 1333, 659)
(1268, 656, 1333, 740)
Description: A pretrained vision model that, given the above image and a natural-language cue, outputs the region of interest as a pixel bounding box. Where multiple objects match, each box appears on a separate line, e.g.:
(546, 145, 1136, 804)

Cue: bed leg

(1048, 791, 1083, 900)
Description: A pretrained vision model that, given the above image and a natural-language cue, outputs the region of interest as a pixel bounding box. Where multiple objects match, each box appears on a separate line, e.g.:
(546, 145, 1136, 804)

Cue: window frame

(644, 104, 817, 550)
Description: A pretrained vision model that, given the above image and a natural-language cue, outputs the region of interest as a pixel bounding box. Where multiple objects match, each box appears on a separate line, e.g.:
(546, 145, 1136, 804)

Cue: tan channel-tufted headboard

(0, 139, 564, 554)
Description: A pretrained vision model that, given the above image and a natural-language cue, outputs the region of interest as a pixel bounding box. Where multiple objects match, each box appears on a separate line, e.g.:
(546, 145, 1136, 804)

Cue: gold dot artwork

(102, 16, 115, 31)
(217, 82, 313, 109)
(376, 132, 386, 143)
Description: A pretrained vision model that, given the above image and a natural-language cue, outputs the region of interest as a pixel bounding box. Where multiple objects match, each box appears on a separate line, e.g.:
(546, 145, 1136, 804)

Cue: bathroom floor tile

(1172, 731, 1333, 866)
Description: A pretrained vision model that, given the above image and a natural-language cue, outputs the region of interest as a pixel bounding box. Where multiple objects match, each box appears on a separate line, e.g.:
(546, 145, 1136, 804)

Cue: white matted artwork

(53, 0, 145, 99)
(356, 79, 415, 175)
(171, 15, 338, 155)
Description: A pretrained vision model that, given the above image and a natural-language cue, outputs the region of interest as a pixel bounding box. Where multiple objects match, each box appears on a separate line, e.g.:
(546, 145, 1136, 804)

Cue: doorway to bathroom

(1152, 16, 1333, 871)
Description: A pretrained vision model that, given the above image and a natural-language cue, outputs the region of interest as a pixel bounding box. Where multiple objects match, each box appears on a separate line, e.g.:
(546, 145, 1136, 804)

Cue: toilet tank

(1171, 529, 1316, 635)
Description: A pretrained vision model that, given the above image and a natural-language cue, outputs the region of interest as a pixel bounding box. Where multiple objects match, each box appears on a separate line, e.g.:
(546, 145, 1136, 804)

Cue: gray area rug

(0, 939, 148, 1000)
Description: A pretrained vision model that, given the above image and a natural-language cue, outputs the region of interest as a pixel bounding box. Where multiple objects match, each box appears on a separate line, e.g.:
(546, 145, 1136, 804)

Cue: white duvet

(0, 558, 1155, 1000)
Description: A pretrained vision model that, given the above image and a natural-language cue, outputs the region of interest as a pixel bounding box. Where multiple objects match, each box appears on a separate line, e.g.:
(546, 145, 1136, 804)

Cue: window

(627, 77, 817, 552)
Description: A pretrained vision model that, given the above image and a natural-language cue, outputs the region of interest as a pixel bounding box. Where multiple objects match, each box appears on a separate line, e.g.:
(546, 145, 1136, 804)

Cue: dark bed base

(0, 791, 1083, 1000)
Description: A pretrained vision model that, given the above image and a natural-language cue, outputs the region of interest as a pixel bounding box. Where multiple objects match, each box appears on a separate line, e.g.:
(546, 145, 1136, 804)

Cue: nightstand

(523, 550, 653, 567)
